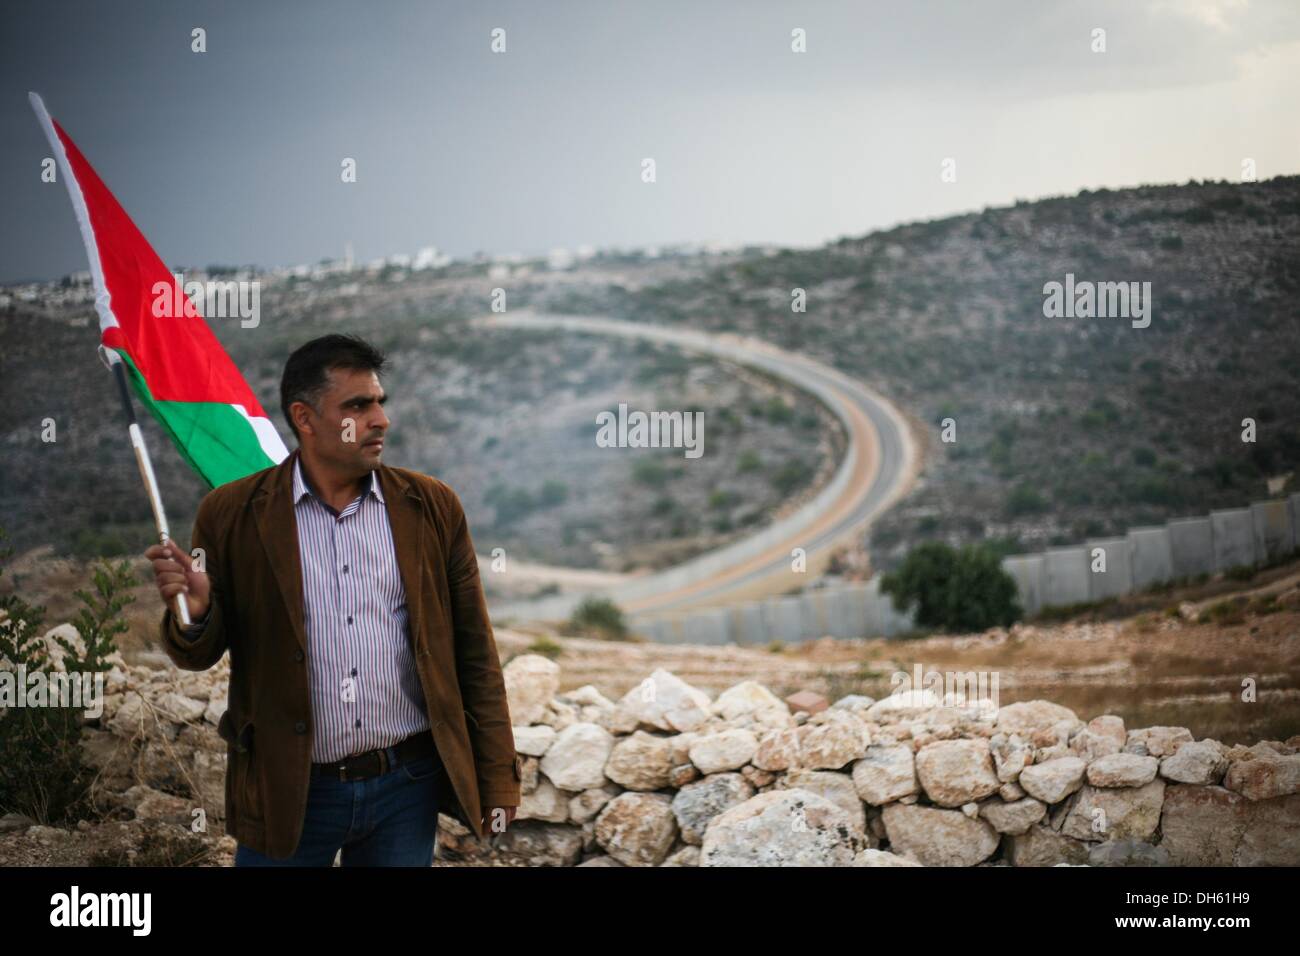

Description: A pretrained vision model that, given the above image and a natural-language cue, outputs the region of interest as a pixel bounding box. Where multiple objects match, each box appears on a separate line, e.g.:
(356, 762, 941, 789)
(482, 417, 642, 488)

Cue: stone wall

(29, 630, 1298, 866)
(496, 655, 1299, 866)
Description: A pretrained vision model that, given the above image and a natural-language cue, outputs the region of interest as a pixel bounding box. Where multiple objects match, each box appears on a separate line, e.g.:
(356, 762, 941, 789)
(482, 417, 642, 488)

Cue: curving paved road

(475, 312, 920, 623)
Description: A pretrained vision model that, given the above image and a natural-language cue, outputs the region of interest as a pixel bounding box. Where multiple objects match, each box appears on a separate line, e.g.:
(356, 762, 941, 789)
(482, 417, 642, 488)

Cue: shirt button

(355, 719, 361, 728)
(342, 564, 349, 573)
(294, 649, 304, 662)
(294, 721, 307, 734)
(351, 668, 358, 676)
(347, 615, 353, 625)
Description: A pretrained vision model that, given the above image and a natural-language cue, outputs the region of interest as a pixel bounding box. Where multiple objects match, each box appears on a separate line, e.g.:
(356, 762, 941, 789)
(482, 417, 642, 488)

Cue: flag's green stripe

(115, 349, 276, 489)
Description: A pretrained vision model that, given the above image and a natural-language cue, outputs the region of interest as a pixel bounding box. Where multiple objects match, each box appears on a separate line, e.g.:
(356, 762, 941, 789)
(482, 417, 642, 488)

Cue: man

(145, 334, 520, 865)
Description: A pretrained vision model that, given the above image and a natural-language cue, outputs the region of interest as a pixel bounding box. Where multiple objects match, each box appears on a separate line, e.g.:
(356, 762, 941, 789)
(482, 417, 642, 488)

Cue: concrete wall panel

(1251, 499, 1294, 564)
(1210, 508, 1257, 572)
(1127, 526, 1174, 591)
(763, 596, 804, 643)
(1168, 517, 1215, 579)
(1002, 554, 1045, 616)
(1043, 547, 1090, 607)
(1086, 536, 1133, 601)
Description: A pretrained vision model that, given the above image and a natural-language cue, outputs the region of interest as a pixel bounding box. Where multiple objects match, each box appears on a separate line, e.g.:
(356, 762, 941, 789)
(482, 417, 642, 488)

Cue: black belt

(311, 729, 438, 782)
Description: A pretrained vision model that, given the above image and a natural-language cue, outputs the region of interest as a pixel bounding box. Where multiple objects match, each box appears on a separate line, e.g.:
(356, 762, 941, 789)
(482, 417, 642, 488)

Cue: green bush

(0, 528, 135, 825)
(566, 596, 629, 640)
(880, 541, 1022, 633)
(769, 459, 813, 495)
(1005, 482, 1047, 516)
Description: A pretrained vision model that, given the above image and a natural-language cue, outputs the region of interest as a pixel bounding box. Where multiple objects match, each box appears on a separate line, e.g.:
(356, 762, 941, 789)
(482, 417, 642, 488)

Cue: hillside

(3, 176, 1297, 580)
(526, 176, 1300, 570)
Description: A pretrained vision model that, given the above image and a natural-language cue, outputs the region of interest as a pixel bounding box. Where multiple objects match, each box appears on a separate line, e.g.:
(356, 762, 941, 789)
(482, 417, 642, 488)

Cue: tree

(881, 541, 1021, 633)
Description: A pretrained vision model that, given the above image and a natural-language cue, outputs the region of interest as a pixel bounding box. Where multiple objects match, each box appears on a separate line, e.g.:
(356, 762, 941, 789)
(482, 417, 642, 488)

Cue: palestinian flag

(30, 92, 288, 488)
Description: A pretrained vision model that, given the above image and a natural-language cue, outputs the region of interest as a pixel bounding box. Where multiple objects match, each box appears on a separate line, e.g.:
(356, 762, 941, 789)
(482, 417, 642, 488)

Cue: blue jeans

(234, 746, 443, 867)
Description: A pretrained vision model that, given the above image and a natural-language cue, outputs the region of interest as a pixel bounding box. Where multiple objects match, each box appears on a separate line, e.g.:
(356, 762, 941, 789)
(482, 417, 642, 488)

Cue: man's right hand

(145, 539, 210, 621)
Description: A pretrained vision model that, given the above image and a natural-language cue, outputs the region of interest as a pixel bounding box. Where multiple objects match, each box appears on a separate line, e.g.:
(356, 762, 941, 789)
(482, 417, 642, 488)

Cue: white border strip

(29, 92, 119, 335)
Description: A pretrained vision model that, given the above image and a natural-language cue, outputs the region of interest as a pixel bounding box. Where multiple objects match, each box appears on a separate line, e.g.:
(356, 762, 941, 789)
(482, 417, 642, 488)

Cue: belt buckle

(339, 749, 386, 782)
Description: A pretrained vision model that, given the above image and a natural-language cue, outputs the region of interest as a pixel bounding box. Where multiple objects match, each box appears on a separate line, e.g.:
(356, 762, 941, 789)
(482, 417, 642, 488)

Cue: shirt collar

(292, 453, 384, 506)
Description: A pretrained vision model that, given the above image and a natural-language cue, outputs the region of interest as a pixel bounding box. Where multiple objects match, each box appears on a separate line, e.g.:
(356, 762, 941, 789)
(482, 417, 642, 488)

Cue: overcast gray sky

(2, 0, 1297, 282)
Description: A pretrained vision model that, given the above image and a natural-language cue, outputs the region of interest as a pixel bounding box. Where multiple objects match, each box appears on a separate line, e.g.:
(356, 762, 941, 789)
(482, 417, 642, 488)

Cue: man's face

(293, 367, 390, 473)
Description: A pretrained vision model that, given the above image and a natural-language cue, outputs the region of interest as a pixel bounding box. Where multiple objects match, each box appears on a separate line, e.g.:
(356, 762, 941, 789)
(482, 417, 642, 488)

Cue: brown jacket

(159, 448, 521, 858)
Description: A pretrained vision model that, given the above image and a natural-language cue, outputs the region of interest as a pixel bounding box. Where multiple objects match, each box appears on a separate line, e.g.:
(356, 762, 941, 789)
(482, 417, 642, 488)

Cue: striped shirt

(289, 455, 430, 762)
(182, 456, 431, 761)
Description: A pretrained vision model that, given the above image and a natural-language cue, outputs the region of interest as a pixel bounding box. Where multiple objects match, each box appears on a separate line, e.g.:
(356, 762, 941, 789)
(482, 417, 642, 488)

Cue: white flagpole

(99, 346, 192, 626)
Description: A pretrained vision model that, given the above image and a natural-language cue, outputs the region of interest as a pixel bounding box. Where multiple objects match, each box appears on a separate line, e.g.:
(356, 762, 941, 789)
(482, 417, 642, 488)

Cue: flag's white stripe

(29, 92, 119, 336)
(235, 404, 291, 463)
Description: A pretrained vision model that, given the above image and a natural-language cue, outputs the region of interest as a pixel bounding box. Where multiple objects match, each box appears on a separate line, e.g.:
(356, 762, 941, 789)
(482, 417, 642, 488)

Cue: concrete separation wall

(1043, 547, 1090, 607)
(629, 579, 916, 645)
(1002, 555, 1045, 616)
(1169, 517, 1215, 579)
(1086, 536, 1133, 602)
(628, 497, 1298, 645)
(1127, 527, 1173, 591)
(1253, 500, 1295, 563)
(1211, 508, 1258, 572)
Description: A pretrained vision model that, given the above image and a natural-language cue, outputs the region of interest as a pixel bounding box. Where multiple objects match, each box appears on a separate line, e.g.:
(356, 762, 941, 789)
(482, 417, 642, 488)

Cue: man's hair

(279, 334, 387, 441)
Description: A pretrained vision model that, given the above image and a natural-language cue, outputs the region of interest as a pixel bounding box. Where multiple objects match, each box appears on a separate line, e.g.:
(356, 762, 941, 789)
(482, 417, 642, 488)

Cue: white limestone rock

(688, 728, 760, 775)
(995, 700, 1081, 737)
(671, 772, 756, 845)
(980, 798, 1047, 835)
(512, 724, 557, 757)
(1087, 753, 1159, 788)
(1069, 715, 1126, 760)
(700, 789, 863, 866)
(1159, 740, 1228, 785)
(593, 792, 679, 866)
(568, 784, 621, 825)
(539, 721, 614, 791)
(880, 803, 1000, 867)
(605, 730, 677, 790)
(851, 744, 919, 805)
(915, 739, 1000, 807)
(780, 769, 869, 836)
(853, 848, 923, 867)
(519, 776, 570, 824)
(614, 668, 713, 733)
(503, 654, 561, 726)
(1125, 726, 1193, 758)
(1019, 756, 1087, 805)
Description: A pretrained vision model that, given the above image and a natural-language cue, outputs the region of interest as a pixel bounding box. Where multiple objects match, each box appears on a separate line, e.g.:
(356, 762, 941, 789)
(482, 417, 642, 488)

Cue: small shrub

(566, 596, 629, 640)
(0, 528, 135, 825)
(525, 636, 563, 660)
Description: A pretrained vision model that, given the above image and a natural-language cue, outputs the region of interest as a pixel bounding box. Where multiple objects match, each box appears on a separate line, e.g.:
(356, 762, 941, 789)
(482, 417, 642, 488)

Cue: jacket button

(294, 649, 304, 662)
(294, 721, 307, 733)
